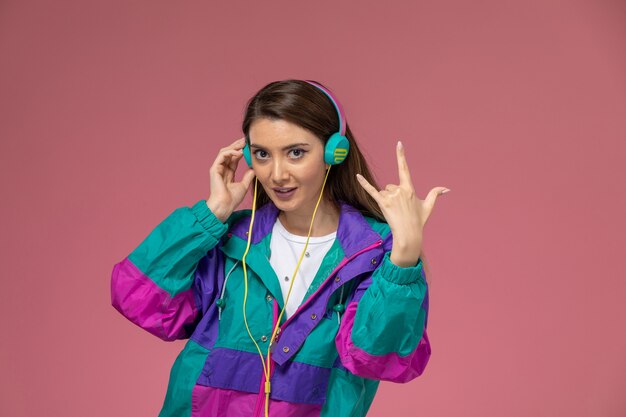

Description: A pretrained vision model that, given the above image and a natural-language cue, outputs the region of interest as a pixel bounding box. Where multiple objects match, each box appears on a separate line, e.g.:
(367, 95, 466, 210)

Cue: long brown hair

(241, 79, 432, 281)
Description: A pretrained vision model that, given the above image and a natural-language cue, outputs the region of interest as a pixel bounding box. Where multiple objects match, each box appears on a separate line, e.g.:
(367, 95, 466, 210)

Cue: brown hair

(241, 79, 432, 281)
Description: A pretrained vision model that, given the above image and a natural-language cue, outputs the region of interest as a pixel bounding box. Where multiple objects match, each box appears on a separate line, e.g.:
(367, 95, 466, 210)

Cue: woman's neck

(278, 199, 340, 237)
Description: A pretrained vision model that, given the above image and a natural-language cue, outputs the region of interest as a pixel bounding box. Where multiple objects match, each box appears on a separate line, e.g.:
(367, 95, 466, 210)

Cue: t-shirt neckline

(274, 217, 337, 244)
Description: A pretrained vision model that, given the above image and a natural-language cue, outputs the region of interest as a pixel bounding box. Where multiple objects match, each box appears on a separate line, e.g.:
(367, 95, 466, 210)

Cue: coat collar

(225, 199, 382, 258)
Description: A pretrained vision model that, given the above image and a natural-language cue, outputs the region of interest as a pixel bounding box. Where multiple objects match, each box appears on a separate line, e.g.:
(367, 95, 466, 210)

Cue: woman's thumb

(425, 187, 450, 211)
(241, 169, 256, 188)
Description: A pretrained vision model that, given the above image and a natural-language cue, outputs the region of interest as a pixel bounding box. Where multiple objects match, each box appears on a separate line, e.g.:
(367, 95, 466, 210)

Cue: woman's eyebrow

(249, 142, 311, 151)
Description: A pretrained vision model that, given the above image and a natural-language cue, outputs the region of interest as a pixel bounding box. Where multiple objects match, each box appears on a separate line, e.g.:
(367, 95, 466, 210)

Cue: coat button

(283, 346, 290, 353)
(266, 294, 273, 302)
(311, 313, 317, 320)
(371, 257, 377, 265)
(245, 231, 249, 236)
(334, 276, 341, 282)
(261, 335, 268, 342)
(216, 298, 225, 308)
(333, 304, 345, 313)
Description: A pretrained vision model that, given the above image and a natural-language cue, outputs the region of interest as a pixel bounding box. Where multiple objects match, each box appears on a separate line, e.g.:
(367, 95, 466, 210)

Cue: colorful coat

(111, 199, 431, 417)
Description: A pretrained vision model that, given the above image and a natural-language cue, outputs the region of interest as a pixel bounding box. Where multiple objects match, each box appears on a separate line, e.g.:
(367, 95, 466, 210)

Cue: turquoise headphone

(242, 80, 350, 167)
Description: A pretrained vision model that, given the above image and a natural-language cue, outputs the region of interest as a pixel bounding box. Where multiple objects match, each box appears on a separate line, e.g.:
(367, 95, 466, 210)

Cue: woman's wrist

(389, 238, 422, 267)
(389, 251, 420, 268)
(206, 199, 229, 223)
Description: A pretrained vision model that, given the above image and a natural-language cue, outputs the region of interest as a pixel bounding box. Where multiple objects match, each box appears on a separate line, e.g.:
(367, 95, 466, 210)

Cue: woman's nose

(272, 160, 290, 182)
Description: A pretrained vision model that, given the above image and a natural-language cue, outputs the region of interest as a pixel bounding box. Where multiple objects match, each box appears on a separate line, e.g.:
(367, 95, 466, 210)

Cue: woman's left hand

(356, 141, 449, 267)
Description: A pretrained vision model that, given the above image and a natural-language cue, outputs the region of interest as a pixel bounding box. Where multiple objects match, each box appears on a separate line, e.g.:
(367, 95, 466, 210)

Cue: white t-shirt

(269, 217, 336, 319)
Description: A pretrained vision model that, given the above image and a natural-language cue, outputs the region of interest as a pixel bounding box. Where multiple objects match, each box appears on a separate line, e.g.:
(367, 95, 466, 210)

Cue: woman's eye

(253, 149, 306, 160)
(289, 149, 306, 159)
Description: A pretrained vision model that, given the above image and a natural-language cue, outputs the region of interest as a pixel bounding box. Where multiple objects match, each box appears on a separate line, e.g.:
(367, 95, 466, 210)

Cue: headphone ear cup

(324, 133, 350, 165)
(242, 142, 253, 168)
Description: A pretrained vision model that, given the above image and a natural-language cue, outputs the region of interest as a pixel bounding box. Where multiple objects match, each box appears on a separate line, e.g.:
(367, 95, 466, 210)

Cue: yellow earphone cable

(242, 166, 333, 417)
(241, 177, 269, 375)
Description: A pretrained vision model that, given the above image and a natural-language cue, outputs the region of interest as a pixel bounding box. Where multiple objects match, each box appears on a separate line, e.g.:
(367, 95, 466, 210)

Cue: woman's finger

(214, 149, 240, 169)
(224, 150, 243, 183)
(222, 137, 246, 151)
(213, 139, 245, 169)
(356, 174, 382, 205)
(228, 169, 256, 208)
(422, 186, 450, 222)
(396, 141, 415, 189)
(239, 169, 256, 190)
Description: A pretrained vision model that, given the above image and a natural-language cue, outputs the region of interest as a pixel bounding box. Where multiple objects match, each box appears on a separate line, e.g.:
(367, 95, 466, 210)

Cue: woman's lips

(273, 187, 297, 200)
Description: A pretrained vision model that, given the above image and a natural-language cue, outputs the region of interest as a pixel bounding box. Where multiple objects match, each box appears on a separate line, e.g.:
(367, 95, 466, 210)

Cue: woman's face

(248, 118, 329, 216)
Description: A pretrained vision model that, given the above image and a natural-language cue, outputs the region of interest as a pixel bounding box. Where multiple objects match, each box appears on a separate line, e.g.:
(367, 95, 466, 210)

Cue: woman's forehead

(249, 118, 320, 149)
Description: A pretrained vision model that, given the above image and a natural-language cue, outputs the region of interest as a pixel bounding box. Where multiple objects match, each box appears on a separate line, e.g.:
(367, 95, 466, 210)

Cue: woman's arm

(341, 140, 445, 381)
(111, 200, 228, 341)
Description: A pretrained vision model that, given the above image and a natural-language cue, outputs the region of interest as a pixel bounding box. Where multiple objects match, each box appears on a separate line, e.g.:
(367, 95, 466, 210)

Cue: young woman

(111, 79, 449, 417)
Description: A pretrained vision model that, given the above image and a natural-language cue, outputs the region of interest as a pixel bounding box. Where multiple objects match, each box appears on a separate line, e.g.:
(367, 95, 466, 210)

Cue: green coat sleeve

(111, 200, 228, 341)
(335, 250, 431, 382)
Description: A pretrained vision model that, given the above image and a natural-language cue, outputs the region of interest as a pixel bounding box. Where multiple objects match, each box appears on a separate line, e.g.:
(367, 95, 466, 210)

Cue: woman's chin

(272, 199, 297, 211)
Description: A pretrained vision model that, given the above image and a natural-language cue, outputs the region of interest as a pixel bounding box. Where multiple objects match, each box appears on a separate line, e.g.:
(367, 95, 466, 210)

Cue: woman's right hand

(206, 137, 256, 223)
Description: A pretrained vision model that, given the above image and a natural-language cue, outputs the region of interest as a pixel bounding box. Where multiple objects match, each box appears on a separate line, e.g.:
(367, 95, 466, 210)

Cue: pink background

(1, 1, 625, 416)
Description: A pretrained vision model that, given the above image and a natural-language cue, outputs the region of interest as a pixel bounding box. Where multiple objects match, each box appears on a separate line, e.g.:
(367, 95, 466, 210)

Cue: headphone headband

(304, 80, 346, 136)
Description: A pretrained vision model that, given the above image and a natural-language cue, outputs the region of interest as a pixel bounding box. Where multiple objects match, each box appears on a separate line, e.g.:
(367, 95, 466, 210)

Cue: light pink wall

(1, 1, 624, 416)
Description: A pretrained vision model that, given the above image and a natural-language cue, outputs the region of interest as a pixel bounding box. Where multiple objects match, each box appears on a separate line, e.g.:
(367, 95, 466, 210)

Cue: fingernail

(441, 188, 451, 194)
(397, 141, 403, 149)
(356, 173, 363, 180)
